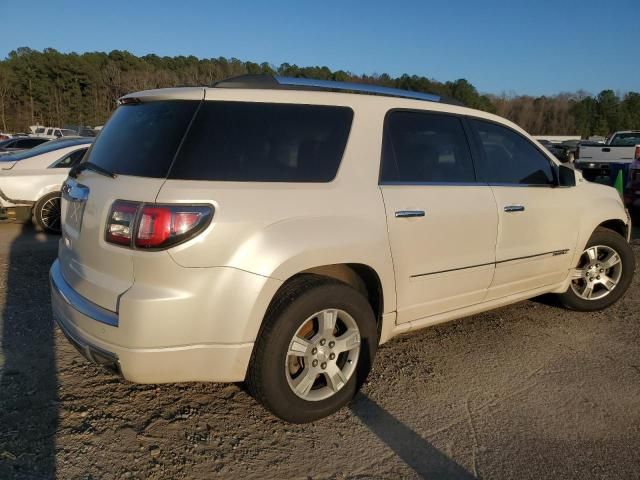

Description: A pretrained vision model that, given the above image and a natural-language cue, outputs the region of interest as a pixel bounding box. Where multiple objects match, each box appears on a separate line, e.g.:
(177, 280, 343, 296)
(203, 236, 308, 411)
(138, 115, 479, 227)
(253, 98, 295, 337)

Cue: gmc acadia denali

(51, 75, 634, 423)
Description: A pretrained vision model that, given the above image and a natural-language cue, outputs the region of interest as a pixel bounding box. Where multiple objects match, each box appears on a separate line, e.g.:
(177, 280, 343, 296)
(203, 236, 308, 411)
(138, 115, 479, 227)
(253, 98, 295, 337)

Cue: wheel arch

(259, 262, 390, 344)
(570, 188, 630, 268)
(301, 263, 384, 325)
(597, 218, 629, 241)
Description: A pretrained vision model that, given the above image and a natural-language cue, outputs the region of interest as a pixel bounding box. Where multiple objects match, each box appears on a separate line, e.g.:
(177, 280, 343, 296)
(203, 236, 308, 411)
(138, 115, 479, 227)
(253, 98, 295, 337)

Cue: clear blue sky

(2, 0, 637, 96)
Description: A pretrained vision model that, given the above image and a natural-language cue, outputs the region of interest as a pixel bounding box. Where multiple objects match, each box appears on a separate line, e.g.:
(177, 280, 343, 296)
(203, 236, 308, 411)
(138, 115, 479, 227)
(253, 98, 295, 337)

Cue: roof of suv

(120, 75, 462, 105)
(118, 75, 534, 141)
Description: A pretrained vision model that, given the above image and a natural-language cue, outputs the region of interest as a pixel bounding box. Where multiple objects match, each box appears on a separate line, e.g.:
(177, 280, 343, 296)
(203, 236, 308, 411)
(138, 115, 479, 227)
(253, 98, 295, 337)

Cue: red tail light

(635, 145, 640, 161)
(136, 206, 173, 248)
(106, 202, 213, 250)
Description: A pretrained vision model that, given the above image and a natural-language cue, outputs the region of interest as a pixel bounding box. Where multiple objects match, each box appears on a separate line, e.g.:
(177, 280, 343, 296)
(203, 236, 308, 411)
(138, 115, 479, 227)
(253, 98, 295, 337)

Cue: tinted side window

(170, 102, 353, 182)
(380, 111, 475, 183)
(86, 101, 199, 178)
(54, 148, 87, 168)
(471, 119, 554, 185)
(17, 138, 43, 148)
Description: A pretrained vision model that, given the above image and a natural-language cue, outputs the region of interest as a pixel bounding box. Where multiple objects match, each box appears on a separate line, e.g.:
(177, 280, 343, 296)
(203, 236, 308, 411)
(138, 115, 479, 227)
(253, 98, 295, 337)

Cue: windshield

(610, 133, 640, 146)
(0, 138, 89, 162)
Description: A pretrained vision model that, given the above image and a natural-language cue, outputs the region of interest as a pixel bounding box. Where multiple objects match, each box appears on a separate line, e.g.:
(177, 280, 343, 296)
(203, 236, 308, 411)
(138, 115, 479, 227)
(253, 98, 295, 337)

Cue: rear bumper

(50, 259, 259, 383)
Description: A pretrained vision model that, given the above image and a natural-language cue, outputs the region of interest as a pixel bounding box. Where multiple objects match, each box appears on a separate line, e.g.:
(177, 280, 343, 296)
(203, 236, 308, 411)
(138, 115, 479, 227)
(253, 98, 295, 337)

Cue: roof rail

(214, 74, 462, 105)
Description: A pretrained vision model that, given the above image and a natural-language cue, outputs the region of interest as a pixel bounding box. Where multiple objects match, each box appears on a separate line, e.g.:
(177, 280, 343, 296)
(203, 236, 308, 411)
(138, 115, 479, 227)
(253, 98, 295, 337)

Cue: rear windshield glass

(85, 101, 199, 178)
(170, 101, 353, 182)
(610, 133, 640, 146)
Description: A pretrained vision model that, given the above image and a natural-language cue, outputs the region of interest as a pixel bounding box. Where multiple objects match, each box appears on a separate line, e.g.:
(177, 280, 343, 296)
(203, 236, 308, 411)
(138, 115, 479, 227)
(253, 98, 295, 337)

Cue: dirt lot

(1, 222, 640, 479)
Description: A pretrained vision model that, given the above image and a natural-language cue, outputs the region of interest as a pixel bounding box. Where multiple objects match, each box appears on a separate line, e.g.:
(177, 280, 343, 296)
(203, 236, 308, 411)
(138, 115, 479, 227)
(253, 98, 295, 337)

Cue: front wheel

(246, 275, 378, 423)
(557, 227, 635, 311)
(33, 191, 62, 234)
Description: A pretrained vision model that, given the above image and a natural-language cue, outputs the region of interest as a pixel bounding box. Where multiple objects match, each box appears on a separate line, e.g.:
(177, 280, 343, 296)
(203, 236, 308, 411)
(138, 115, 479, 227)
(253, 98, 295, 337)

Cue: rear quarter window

(170, 101, 353, 182)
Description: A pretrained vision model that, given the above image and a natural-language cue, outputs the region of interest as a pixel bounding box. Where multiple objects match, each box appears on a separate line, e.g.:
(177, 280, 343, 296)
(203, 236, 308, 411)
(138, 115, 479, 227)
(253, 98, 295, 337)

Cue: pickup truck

(31, 126, 78, 140)
(576, 131, 640, 180)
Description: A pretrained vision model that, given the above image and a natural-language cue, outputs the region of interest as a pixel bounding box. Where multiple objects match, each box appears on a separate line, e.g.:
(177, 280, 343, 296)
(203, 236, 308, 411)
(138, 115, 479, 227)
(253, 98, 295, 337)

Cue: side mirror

(557, 164, 576, 187)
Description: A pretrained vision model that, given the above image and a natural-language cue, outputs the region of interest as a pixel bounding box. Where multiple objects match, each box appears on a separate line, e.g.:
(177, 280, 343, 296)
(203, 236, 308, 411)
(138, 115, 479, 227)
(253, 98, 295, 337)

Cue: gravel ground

(1, 222, 639, 479)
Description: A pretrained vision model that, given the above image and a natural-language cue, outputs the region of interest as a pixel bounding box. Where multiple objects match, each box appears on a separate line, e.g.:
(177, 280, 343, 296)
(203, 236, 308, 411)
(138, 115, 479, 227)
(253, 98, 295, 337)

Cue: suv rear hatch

(58, 93, 203, 311)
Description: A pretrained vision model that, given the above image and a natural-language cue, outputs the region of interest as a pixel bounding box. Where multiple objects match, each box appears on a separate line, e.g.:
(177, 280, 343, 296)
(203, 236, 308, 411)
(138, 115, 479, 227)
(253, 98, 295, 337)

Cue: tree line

(0, 47, 638, 137)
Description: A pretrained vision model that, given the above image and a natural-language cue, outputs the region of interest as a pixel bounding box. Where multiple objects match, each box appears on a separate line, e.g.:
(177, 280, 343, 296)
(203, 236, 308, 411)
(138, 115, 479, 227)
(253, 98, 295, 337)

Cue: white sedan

(0, 137, 92, 232)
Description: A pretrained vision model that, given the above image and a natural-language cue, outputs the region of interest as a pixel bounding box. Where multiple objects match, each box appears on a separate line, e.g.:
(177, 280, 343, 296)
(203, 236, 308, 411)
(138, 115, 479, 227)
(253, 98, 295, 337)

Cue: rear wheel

(33, 191, 62, 234)
(558, 227, 635, 311)
(246, 275, 378, 423)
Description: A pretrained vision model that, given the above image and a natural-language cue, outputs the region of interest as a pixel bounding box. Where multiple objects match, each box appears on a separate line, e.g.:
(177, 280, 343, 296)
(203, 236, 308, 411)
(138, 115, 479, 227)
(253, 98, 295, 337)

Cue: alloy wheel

(570, 245, 622, 300)
(285, 308, 361, 401)
(40, 195, 61, 233)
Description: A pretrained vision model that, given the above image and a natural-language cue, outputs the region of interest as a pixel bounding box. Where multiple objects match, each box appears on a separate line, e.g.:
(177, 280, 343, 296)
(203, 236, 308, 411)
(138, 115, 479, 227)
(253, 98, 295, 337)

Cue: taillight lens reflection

(106, 201, 138, 245)
(105, 202, 213, 250)
(136, 206, 172, 248)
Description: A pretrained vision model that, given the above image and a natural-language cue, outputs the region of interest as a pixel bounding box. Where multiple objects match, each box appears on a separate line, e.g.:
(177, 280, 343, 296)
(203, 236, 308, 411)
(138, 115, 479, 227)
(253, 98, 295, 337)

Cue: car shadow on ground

(0, 223, 58, 479)
(350, 394, 475, 479)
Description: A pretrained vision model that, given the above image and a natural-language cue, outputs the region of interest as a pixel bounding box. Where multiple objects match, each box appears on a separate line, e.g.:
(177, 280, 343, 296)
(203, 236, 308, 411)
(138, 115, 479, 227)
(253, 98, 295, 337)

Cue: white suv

(50, 75, 635, 423)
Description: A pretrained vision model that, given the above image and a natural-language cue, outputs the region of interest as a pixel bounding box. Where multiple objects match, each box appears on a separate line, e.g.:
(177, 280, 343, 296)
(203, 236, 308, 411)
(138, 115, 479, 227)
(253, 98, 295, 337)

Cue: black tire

(246, 274, 378, 423)
(557, 227, 635, 311)
(33, 191, 62, 234)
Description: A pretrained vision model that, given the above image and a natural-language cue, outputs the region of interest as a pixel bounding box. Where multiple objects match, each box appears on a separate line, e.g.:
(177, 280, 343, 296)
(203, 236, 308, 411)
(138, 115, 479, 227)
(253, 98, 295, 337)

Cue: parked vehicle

(30, 126, 78, 139)
(0, 136, 50, 156)
(76, 127, 97, 137)
(538, 139, 571, 162)
(559, 139, 581, 162)
(0, 137, 92, 232)
(576, 131, 640, 180)
(63, 125, 98, 137)
(50, 76, 634, 423)
(533, 135, 581, 143)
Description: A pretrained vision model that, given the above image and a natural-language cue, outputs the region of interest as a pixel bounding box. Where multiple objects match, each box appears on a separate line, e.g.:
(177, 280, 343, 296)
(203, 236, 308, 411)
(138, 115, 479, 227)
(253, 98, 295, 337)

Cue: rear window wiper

(69, 162, 117, 179)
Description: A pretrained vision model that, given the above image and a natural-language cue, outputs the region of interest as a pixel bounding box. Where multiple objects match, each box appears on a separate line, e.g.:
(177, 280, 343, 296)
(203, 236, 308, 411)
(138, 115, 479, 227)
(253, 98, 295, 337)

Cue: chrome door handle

(504, 205, 525, 213)
(395, 210, 425, 218)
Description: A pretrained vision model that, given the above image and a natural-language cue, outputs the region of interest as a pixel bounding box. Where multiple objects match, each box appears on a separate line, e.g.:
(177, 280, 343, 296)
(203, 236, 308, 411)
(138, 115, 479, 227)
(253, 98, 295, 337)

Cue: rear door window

(84, 101, 200, 178)
(380, 111, 476, 183)
(170, 101, 353, 182)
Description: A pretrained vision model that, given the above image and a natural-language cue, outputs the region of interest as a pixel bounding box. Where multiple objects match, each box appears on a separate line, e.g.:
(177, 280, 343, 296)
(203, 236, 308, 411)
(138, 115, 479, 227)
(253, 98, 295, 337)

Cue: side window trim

(465, 115, 558, 187)
(378, 108, 481, 186)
